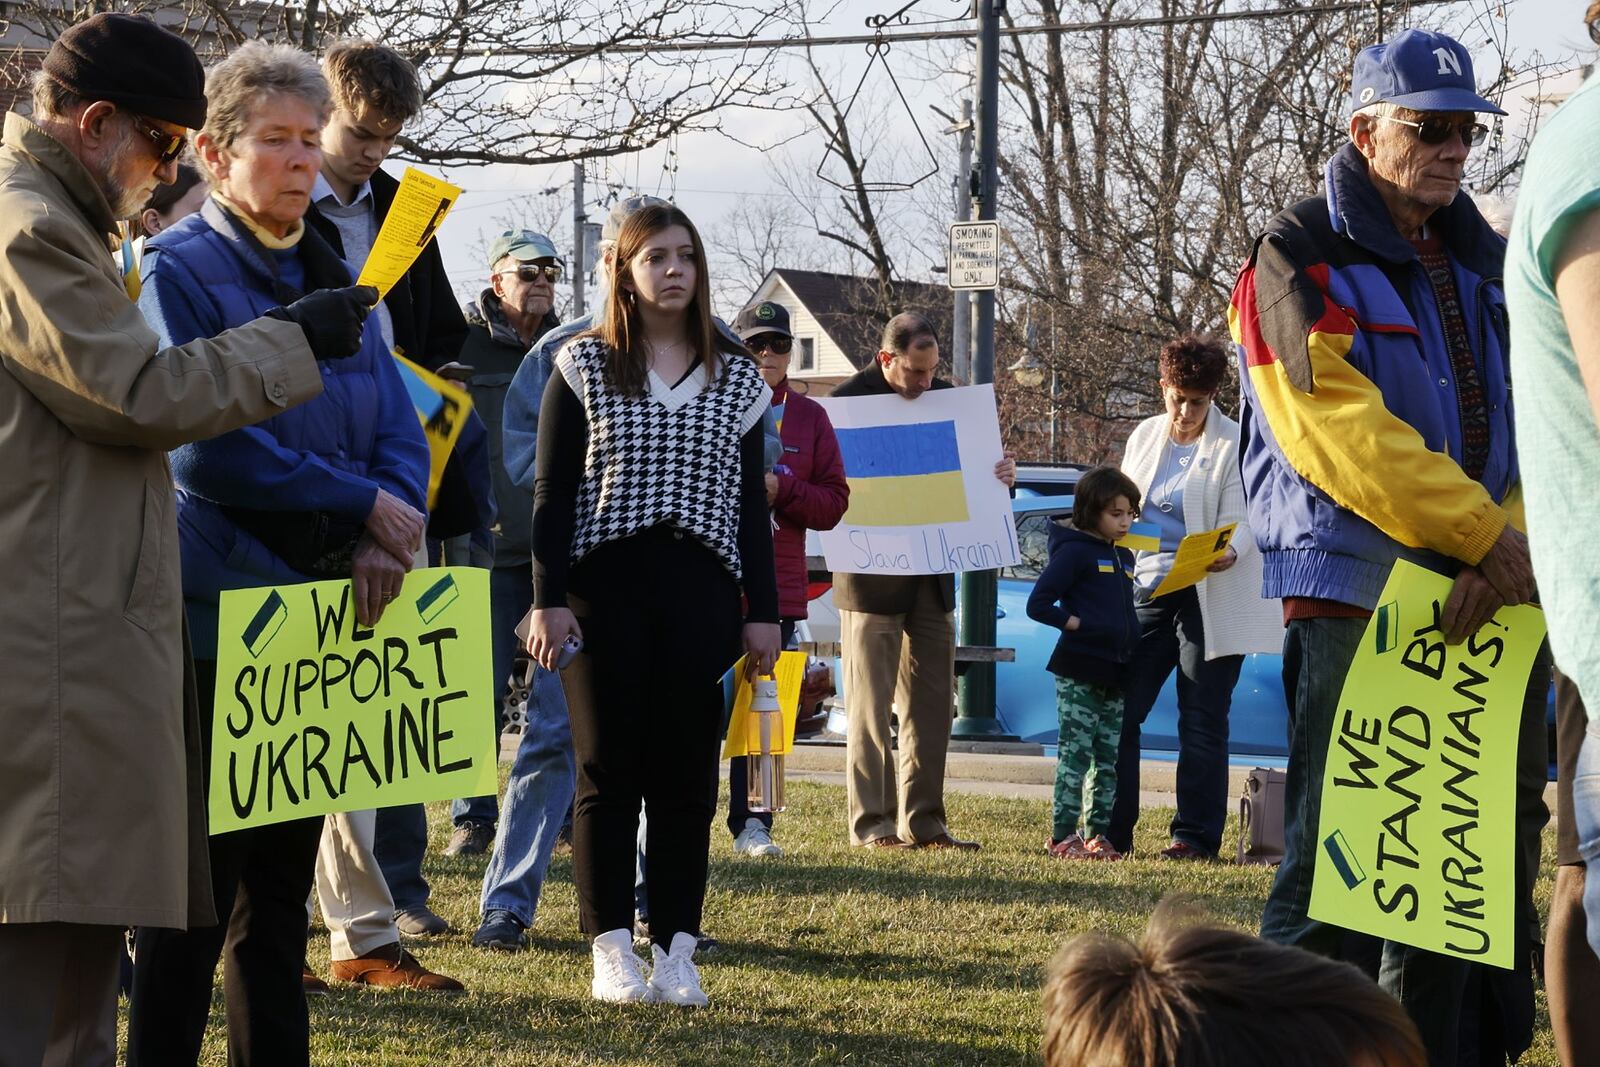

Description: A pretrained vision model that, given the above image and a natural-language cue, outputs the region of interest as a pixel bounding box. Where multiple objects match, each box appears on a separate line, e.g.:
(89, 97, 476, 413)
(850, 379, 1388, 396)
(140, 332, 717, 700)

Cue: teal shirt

(1507, 74, 1600, 720)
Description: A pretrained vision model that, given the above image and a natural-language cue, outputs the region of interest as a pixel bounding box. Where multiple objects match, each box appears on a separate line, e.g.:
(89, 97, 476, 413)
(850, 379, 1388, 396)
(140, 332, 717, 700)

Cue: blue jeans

(1262, 616, 1553, 1066)
(1577, 719, 1600, 962)
(453, 565, 534, 827)
(477, 662, 574, 927)
(1106, 587, 1243, 855)
(373, 803, 430, 913)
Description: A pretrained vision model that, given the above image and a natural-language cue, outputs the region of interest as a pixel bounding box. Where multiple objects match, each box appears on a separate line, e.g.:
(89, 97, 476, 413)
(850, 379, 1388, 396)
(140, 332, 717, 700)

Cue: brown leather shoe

(329, 943, 464, 992)
(914, 832, 982, 851)
(863, 834, 909, 848)
(302, 965, 329, 996)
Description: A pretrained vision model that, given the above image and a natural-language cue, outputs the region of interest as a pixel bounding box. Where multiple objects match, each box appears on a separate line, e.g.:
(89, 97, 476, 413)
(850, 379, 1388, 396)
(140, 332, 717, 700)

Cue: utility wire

(449, 0, 1456, 59)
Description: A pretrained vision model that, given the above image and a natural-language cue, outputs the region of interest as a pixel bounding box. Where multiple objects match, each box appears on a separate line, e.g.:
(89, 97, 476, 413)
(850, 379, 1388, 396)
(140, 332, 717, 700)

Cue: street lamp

(1009, 319, 1056, 458)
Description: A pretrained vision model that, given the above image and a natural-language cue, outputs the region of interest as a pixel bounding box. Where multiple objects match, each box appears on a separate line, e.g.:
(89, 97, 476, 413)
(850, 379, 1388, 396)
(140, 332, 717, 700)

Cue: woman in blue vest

(126, 42, 437, 1067)
(525, 202, 780, 1007)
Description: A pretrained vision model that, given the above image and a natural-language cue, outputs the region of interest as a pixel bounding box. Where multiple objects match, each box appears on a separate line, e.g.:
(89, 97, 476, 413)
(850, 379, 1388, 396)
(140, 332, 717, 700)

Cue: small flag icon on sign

(1323, 829, 1366, 890)
(243, 590, 287, 658)
(416, 574, 459, 624)
(1375, 601, 1399, 654)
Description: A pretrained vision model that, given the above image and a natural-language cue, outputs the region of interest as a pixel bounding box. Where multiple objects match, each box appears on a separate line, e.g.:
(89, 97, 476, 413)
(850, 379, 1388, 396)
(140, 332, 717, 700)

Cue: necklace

(1149, 437, 1198, 514)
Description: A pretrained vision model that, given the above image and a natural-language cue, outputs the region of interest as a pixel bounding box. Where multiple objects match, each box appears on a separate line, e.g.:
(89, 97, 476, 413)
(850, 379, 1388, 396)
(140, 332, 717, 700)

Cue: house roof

(763, 268, 953, 371)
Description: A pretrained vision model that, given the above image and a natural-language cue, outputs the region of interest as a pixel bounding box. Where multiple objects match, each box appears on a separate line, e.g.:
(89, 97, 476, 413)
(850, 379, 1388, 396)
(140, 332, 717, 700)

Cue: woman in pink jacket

(729, 301, 850, 857)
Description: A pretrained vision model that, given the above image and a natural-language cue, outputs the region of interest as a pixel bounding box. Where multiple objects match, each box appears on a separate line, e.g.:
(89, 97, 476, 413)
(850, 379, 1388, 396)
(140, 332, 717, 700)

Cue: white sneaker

(648, 931, 709, 1007)
(591, 928, 654, 1003)
(733, 818, 784, 858)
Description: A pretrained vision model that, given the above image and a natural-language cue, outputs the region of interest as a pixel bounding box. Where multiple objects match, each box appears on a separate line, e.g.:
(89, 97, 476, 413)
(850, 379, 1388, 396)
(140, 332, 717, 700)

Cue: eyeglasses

(129, 114, 187, 166)
(497, 263, 562, 283)
(746, 335, 792, 356)
(1376, 114, 1488, 148)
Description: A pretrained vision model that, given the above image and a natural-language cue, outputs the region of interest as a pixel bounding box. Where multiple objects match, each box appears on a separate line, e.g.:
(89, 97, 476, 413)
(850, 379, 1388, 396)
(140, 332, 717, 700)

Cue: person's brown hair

(1042, 898, 1427, 1067)
(321, 39, 423, 125)
(1588, 1, 1600, 46)
(587, 202, 743, 397)
(881, 311, 938, 357)
(1158, 333, 1230, 395)
(1071, 465, 1141, 532)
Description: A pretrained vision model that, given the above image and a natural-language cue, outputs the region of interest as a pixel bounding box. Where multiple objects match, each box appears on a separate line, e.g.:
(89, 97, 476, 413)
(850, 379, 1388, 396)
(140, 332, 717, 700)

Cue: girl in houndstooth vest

(524, 203, 780, 1007)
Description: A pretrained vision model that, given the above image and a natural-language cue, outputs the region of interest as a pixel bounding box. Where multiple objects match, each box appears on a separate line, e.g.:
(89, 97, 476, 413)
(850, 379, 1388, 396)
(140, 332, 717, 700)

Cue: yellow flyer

(356, 167, 461, 297)
(721, 652, 808, 759)
(1149, 522, 1238, 598)
(209, 568, 497, 833)
(1307, 560, 1546, 969)
(393, 353, 472, 509)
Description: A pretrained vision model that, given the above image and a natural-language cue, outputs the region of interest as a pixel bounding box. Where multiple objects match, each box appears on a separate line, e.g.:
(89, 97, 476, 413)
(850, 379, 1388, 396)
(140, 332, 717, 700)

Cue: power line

(447, 1, 1457, 59)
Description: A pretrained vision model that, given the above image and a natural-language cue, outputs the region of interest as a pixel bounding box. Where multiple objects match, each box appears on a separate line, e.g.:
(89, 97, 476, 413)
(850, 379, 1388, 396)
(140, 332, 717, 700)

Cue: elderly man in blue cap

(1230, 28, 1547, 1063)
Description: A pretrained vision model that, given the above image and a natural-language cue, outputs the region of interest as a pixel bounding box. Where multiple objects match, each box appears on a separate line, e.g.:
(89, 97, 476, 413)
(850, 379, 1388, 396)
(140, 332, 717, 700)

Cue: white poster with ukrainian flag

(815, 384, 1019, 575)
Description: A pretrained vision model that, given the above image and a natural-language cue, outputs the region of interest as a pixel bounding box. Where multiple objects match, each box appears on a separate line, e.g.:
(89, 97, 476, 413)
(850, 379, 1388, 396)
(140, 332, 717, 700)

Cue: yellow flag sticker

(355, 167, 462, 298)
(1307, 560, 1546, 969)
(209, 567, 496, 833)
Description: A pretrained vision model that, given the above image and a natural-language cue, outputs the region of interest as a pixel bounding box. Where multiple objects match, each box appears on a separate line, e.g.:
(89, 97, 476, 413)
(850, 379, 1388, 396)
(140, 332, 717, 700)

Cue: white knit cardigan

(1120, 406, 1285, 660)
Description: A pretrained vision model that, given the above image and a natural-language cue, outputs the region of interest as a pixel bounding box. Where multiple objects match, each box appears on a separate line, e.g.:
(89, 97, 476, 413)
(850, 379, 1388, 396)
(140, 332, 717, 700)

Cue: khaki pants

(840, 581, 955, 845)
(312, 810, 399, 960)
(0, 922, 120, 1067)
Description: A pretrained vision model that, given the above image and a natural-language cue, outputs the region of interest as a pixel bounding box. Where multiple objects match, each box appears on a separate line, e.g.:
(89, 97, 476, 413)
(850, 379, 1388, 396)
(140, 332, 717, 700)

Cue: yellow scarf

(212, 193, 305, 249)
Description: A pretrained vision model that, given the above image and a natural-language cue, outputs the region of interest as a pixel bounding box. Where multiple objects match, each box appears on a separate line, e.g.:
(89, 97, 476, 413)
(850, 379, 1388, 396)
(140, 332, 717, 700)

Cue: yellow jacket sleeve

(1230, 232, 1507, 565)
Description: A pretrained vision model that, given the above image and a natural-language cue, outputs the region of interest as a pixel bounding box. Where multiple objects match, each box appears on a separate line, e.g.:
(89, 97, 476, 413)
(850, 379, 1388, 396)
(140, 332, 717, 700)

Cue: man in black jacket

(832, 312, 1015, 851)
(298, 38, 466, 990)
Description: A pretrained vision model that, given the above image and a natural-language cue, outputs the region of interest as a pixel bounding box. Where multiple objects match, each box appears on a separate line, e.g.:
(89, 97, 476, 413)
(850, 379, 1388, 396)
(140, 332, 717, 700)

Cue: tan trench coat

(0, 113, 323, 928)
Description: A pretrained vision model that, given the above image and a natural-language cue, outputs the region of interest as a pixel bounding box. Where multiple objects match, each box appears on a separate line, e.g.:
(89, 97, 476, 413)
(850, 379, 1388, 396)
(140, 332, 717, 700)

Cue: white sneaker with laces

(591, 928, 654, 1003)
(648, 931, 709, 1007)
(733, 818, 784, 858)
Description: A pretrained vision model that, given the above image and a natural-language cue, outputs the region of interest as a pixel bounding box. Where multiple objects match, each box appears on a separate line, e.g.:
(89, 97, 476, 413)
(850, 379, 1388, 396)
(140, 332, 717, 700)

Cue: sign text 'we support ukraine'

(209, 567, 496, 833)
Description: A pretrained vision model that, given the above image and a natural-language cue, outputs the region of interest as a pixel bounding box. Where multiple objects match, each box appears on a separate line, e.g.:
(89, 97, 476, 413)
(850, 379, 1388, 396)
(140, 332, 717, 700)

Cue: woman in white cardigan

(1105, 335, 1283, 859)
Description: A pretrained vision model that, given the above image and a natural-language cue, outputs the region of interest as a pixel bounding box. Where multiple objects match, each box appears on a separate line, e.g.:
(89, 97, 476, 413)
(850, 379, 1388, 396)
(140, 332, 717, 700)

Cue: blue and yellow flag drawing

(1122, 521, 1161, 553)
(835, 420, 969, 526)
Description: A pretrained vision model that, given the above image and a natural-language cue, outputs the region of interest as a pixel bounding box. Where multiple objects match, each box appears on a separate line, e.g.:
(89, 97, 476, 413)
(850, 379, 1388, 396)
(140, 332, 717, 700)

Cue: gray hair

(882, 311, 938, 356)
(200, 41, 329, 176)
(29, 71, 86, 121)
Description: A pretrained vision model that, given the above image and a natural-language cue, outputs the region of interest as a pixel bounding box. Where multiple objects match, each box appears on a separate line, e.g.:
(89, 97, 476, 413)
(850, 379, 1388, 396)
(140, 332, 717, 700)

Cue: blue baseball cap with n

(1350, 28, 1506, 116)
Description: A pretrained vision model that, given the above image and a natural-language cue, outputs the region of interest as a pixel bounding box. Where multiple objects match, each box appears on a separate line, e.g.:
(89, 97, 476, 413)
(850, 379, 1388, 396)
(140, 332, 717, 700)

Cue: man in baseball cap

(1230, 26, 1542, 1064)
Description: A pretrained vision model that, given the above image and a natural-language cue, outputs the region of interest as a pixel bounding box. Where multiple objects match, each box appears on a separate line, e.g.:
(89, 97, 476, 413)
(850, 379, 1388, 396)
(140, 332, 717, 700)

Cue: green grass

(121, 777, 1560, 1065)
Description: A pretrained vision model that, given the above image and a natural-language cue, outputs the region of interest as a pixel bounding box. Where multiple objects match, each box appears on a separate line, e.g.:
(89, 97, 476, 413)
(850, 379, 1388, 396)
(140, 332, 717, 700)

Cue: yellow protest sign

(1307, 560, 1546, 969)
(721, 652, 808, 760)
(1150, 522, 1238, 599)
(394, 353, 472, 509)
(209, 567, 497, 833)
(356, 167, 461, 298)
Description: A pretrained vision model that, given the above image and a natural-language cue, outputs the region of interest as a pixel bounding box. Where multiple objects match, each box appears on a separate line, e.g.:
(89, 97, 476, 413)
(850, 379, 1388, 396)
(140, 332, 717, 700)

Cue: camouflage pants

(1053, 677, 1125, 841)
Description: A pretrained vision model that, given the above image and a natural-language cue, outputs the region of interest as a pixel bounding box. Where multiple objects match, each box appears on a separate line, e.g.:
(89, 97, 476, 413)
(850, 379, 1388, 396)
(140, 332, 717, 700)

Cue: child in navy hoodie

(1026, 466, 1141, 861)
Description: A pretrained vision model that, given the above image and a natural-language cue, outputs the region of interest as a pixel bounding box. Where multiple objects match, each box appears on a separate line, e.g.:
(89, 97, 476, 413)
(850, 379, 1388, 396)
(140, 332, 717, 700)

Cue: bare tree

(0, 0, 802, 169)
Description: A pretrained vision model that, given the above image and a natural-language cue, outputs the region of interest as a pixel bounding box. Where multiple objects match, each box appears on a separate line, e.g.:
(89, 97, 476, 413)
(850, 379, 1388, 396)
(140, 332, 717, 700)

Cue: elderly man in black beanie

(0, 13, 377, 1065)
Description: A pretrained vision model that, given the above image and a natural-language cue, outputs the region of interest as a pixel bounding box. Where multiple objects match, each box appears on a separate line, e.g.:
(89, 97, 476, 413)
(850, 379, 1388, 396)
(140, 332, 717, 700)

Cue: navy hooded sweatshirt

(1025, 524, 1139, 688)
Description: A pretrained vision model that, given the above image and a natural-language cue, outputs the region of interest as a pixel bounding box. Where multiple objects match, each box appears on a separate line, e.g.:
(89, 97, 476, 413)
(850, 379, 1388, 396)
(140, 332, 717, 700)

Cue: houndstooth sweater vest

(556, 335, 769, 579)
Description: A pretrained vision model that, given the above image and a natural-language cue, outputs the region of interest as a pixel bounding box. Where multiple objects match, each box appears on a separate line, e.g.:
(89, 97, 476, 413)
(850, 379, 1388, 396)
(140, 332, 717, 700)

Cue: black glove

(266, 285, 381, 361)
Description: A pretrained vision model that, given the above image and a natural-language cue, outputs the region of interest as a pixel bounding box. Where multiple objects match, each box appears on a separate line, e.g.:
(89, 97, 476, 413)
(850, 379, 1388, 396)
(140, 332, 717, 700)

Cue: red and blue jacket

(1230, 142, 1518, 611)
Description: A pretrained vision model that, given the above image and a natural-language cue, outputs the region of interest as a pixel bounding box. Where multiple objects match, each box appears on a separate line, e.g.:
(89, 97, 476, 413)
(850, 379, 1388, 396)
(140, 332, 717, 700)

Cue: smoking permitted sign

(209, 568, 497, 833)
(948, 221, 1001, 291)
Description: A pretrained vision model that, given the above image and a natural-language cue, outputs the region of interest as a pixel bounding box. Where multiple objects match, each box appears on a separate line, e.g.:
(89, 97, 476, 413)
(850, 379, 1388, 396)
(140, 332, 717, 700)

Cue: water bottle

(746, 676, 786, 813)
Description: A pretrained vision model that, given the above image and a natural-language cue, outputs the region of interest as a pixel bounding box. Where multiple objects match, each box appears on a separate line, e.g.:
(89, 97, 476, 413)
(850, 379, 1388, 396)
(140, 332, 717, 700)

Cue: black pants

(127, 659, 324, 1067)
(564, 527, 742, 944)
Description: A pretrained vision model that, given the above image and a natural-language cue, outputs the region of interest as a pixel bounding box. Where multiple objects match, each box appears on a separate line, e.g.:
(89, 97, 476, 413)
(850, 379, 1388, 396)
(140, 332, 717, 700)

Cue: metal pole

(571, 162, 586, 318)
(952, 98, 973, 384)
(954, 1, 1014, 740)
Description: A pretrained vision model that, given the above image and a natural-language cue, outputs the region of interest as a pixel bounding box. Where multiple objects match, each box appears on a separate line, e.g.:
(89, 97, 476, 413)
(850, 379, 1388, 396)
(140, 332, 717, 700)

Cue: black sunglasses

(130, 114, 187, 166)
(1378, 114, 1488, 148)
(746, 335, 792, 356)
(498, 263, 563, 283)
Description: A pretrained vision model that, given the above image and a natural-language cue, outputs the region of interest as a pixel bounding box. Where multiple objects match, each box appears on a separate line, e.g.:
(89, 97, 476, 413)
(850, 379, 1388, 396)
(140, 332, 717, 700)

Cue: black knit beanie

(42, 13, 207, 130)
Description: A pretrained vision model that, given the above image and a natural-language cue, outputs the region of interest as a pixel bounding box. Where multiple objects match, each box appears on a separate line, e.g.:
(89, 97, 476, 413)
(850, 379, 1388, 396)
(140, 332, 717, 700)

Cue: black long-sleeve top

(530, 363, 779, 623)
